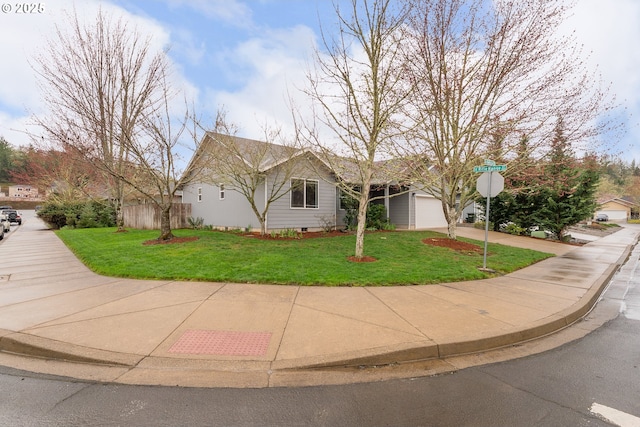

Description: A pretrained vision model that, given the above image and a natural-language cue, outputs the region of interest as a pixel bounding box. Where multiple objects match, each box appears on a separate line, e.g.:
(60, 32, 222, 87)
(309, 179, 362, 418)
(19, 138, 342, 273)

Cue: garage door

(597, 210, 627, 221)
(415, 196, 447, 228)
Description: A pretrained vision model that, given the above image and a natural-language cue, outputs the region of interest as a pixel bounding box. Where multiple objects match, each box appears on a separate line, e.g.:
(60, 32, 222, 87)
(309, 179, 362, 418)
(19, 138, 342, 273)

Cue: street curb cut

(0, 330, 140, 367)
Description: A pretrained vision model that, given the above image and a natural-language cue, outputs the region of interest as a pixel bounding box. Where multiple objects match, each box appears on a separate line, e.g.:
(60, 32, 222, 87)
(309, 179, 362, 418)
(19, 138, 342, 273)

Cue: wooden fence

(123, 203, 192, 230)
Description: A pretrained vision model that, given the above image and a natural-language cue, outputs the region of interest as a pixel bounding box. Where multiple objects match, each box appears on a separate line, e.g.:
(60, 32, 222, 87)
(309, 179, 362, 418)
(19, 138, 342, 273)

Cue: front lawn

(56, 228, 554, 286)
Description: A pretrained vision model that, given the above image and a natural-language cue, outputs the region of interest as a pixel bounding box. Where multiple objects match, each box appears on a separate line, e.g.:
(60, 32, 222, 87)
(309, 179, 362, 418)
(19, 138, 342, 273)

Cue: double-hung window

(219, 184, 225, 200)
(291, 178, 318, 209)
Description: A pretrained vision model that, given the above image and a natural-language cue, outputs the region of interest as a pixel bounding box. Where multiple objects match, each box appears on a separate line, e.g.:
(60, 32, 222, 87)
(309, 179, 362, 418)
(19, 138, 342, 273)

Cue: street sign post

(474, 163, 507, 271)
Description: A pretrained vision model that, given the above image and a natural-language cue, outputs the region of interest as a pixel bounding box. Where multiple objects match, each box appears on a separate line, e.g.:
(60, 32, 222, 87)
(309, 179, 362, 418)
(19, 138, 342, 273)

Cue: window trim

(290, 178, 319, 209)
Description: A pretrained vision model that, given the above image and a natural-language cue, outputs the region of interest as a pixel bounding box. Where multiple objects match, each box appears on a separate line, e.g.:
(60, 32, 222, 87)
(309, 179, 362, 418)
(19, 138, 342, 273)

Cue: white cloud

(204, 25, 317, 139)
(565, 0, 640, 160)
(570, 0, 640, 94)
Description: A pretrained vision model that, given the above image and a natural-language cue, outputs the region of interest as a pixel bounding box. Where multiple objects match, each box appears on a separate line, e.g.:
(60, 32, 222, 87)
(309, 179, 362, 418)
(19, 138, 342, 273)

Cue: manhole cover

(168, 330, 272, 356)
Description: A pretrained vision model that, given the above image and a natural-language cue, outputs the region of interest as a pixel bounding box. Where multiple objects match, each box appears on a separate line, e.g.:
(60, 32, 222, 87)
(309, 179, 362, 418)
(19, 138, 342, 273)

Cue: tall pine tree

(532, 120, 599, 239)
(480, 120, 599, 239)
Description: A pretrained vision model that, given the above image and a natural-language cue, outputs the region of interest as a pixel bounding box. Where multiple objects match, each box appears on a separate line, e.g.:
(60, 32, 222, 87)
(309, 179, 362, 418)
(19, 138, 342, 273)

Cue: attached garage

(596, 209, 628, 221)
(596, 198, 638, 221)
(415, 195, 448, 229)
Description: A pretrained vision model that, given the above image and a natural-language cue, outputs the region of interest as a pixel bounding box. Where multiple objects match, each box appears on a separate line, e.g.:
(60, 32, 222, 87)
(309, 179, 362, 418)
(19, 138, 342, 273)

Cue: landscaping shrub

(36, 203, 69, 229)
(501, 222, 526, 236)
(366, 203, 387, 229)
(187, 216, 204, 230)
(37, 201, 116, 229)
(340, 197, 391, 231)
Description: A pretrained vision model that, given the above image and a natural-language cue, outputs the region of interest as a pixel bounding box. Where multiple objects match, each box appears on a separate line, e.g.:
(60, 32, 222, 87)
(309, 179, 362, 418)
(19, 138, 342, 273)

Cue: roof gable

(598, 197, 638, 208)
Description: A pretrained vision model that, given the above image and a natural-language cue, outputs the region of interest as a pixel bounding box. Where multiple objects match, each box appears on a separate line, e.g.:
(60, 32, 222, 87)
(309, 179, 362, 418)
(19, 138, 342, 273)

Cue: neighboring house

(8, 185, 39, 199)
(180, 132, 460, 232)
(596, 197, 638, 221)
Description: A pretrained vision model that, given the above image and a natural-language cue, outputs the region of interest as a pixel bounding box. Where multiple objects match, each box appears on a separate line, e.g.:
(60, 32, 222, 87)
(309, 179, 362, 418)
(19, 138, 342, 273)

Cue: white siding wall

(267, 174, 337, 231)
(182, 183, 261, 230)
(181, 158, 339, 232)
(389, 192, 410, 229)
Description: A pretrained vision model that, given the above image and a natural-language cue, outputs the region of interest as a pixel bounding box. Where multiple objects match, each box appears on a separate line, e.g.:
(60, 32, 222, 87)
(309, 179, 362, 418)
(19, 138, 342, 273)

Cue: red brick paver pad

(168, 330, 272, 356)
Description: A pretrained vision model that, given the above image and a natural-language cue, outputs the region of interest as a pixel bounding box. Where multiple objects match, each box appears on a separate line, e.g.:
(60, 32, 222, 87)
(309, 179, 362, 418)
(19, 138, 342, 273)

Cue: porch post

(385, 184, 390, 222)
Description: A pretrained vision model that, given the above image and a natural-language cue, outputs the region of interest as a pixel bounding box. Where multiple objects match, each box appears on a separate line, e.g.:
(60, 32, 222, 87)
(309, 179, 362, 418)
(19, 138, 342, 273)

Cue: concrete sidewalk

(0, 215, 637, 388)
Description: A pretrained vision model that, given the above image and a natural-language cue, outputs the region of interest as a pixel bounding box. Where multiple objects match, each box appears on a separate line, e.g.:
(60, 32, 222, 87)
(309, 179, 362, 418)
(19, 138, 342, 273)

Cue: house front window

(219, 184, 225, 200)
(197, 187, 202, 202)
(339, 188, 359, 210)
(291, 178, 318, 209)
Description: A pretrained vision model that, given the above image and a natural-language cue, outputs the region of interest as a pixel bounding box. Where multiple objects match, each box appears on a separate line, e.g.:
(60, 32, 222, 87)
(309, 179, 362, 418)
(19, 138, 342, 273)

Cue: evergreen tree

(0, 137, 14, 182)
(481, 120, 599, 239)
(531, 121, 599, 239)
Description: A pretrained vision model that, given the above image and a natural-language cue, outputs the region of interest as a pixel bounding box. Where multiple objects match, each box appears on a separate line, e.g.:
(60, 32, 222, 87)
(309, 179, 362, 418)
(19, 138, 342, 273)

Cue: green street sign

(473, 165, 507, 173)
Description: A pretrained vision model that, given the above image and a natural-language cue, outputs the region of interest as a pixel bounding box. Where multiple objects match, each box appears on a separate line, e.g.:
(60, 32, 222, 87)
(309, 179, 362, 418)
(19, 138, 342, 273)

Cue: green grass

(56, 228, 554, 286)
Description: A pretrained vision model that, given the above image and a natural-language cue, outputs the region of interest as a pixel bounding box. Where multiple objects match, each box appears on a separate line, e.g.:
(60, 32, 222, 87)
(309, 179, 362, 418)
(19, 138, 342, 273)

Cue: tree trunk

(116, 201, 125, 232)
(354, 189, 370, 259)
(158, 204, 174, 241)
(447, 218, 457, 240)
(259, 217, 266, 236)
(445, 203, 458, 239)
(115, 184, 126, 232)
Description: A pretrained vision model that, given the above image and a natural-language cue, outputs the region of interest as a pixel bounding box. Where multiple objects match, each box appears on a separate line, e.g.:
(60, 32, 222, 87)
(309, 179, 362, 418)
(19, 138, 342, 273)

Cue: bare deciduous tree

(107, 74, 205, 241)
(305, 0, 410, 259)
(401, 0, 617, 239)
(32, 7, 168, 231)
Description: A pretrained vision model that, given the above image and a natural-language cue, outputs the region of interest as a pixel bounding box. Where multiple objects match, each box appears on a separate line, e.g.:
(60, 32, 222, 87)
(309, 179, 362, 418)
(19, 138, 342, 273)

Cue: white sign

(476, 172, 504, 198)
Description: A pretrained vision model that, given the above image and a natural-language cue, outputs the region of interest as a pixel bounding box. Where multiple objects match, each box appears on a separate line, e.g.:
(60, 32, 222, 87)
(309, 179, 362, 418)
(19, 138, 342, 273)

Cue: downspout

(410, 192, 415, 230)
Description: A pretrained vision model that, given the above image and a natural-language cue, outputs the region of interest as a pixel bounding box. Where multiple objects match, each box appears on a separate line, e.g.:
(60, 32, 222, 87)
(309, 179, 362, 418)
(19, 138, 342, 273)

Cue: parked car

(595, 213, 609, 222)
(0, 209, 21, 225)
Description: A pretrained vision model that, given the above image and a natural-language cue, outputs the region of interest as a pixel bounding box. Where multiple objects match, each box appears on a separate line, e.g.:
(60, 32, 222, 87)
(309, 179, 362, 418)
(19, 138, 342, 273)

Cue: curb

(0, 330, 141, 367)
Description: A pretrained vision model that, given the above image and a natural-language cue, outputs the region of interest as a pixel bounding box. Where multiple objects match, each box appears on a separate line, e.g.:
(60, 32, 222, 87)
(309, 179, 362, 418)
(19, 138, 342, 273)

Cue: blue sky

(1, 0, 639, 163)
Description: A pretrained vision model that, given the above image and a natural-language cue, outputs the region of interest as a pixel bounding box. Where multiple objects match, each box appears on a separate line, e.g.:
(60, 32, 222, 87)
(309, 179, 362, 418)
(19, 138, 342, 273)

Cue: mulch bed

(422, 237, 484, 254)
